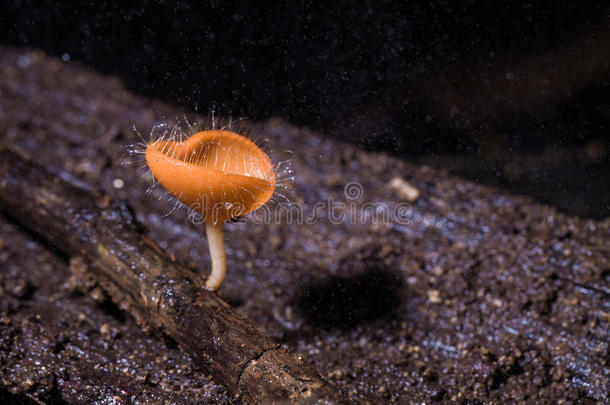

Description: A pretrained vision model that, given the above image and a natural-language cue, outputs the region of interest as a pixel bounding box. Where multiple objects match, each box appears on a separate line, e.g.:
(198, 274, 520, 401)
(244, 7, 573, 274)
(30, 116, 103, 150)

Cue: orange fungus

(146, 130, 276, 224)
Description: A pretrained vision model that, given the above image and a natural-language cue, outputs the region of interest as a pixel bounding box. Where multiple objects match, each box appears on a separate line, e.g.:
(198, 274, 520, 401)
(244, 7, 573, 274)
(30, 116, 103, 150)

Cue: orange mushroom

(145, 129, 276, 290)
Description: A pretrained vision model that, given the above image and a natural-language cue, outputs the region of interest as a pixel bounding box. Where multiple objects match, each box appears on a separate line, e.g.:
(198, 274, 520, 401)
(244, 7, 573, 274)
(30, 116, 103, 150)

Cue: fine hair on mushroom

(127, 114, 292, 291)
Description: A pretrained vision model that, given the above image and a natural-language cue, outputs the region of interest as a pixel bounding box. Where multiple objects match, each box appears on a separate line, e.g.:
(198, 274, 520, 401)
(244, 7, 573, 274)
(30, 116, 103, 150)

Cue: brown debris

(387, 176, 421, 202)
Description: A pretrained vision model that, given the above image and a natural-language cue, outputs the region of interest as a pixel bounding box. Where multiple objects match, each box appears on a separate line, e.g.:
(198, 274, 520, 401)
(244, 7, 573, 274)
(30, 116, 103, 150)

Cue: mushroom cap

(146, 130, 276, 224)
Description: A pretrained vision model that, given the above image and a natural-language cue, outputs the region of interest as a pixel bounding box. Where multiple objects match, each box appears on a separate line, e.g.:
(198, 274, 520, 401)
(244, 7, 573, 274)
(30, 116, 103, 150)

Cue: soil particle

(387, 177, 421, 202)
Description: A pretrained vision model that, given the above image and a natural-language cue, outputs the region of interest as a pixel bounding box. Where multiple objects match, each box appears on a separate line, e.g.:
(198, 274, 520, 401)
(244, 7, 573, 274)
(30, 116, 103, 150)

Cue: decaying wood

(0, 148, 344, 404)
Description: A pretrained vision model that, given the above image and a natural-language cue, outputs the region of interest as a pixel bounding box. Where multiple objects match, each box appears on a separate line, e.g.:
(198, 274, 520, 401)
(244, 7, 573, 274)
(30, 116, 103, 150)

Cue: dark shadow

(0, 389, 39, 405)
(295, 266, 403, 330)
(161, 333, 179, 351)
(0, 213, 70, 264)
(219, 294, 245, 309)
(96, 296, 127, 324)
(0, 387, 68, 405)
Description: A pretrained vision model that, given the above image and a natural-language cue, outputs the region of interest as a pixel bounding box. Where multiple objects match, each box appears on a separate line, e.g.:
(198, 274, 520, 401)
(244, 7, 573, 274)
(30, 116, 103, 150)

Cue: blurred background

(1, 0, 608, 218)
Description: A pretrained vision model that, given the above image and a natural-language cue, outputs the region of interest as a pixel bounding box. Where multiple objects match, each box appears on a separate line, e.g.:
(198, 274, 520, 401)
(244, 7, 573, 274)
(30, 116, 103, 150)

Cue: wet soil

(0, 47, 608, 403)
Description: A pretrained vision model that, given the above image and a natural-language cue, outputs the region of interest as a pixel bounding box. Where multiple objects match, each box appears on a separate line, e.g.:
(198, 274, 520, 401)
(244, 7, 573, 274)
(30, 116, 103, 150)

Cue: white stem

(204, 221, 227, 291)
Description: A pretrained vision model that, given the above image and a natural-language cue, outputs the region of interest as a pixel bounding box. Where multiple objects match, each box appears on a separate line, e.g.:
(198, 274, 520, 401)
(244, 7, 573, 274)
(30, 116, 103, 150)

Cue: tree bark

(0, 147, 344, 404)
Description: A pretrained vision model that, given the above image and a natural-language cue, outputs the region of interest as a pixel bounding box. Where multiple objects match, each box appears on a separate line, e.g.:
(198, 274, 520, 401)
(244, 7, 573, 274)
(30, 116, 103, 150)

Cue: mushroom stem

(204, 221, 227, 291)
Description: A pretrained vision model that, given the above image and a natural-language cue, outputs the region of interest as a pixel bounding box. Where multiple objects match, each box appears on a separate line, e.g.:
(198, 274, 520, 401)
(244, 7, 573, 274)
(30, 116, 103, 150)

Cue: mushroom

(145, 129, 276, 290)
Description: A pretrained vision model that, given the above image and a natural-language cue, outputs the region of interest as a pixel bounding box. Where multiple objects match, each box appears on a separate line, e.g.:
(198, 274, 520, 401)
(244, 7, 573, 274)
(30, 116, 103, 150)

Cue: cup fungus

(145, 129, 276, 291)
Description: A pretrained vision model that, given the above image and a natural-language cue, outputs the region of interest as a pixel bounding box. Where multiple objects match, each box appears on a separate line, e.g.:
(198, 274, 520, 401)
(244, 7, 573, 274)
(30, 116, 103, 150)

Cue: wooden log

(0, 147, 344, 404)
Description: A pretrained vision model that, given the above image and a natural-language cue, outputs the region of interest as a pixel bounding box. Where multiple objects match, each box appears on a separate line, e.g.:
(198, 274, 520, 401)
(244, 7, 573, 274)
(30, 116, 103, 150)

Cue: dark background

(1, 0, 608, 218)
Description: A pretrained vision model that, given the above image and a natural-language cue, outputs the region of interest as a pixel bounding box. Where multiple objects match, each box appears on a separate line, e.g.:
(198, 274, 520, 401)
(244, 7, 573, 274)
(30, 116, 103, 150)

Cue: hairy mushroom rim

(145, 129, 276, 291)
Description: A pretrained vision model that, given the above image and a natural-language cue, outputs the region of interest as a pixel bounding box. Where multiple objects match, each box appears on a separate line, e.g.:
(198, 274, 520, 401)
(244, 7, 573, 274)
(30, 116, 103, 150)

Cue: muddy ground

(0, 47, 608, 404)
